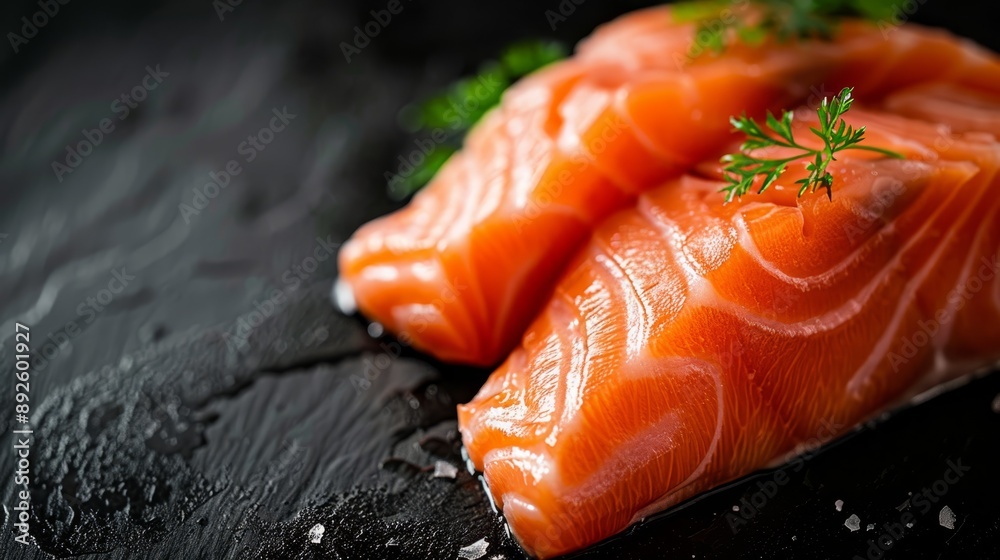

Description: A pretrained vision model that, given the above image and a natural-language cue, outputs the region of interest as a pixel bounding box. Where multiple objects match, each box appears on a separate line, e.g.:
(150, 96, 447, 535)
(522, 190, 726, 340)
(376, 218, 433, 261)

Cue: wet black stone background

(0, 1, 998, 559)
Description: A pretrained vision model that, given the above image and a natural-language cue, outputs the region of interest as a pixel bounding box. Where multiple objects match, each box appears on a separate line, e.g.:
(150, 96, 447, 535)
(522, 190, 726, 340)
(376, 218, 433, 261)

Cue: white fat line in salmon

(888, 251, 1000, 371)
(513, 114, 627, 235)
(843, 179, 907, 243)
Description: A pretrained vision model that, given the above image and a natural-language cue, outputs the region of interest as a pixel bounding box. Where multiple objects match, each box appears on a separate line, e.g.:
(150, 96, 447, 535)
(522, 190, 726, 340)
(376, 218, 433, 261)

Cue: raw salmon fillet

(338, 6, 1000, 365)
(337, 4, 1000, 557)
(458, 98, 1000, 556)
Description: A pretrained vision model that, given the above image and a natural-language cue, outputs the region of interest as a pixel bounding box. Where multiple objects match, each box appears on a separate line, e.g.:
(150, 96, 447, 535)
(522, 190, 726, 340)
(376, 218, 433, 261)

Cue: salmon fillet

(338, 6, 1000, 365)
(337, 4, 1000, 557)
(458, 99, 1000, 557)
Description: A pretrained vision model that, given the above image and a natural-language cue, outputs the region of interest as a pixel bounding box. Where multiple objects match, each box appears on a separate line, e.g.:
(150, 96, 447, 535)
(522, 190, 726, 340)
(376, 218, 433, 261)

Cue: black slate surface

(1, 1, 999, 559)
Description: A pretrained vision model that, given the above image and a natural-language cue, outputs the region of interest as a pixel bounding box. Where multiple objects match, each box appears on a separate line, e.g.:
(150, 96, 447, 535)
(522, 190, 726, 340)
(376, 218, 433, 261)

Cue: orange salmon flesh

(339, 5, 1000, 557)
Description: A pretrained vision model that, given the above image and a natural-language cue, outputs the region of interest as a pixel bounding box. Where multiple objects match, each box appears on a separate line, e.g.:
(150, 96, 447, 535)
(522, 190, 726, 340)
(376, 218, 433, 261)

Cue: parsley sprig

(720, 87, 904, 202)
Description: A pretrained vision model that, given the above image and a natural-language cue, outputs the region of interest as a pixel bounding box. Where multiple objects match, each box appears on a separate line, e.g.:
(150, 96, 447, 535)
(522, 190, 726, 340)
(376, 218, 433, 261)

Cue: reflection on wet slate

(1, 0, 998, 559)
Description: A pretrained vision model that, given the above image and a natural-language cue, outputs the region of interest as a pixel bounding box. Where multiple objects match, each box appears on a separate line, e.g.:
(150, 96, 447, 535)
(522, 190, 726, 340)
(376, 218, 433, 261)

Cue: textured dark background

(1, 1, 999, 559)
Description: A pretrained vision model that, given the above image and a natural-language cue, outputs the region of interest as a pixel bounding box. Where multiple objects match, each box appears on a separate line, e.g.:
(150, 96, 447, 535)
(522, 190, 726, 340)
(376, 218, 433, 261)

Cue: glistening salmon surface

(339, 5, 1000, 558)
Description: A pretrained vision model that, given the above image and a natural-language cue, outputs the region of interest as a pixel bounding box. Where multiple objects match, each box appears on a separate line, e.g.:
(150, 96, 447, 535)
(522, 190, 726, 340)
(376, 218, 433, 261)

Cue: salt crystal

(308, 523, 325, 544)
(939, 506, 956, 529)
(866, 524, 875, 531)
(732, 505, 739, 512)
(845, 514, 861, 532)
(835, 499, 844, 512)
(433, 461, 459, 479)
(458, 538, 489, 560)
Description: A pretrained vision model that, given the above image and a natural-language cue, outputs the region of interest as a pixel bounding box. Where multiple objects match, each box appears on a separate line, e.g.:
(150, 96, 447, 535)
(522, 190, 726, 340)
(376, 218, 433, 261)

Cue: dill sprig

(720, 87, 904, 202)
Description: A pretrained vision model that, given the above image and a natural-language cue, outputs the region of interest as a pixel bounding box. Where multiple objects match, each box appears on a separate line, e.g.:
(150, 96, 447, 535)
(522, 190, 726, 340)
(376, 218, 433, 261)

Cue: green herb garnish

(675, 0, 913, 56)
(389, 40, 567, 198)
(720, 87, 904, 202)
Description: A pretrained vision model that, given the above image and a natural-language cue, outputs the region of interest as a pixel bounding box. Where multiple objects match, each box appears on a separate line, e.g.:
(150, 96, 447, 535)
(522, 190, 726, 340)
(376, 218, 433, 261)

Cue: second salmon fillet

(338, 6, 1000, 365)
